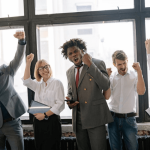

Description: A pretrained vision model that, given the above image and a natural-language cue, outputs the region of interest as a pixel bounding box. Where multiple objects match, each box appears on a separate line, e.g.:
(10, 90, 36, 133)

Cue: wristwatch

(44, 112, 49, 120)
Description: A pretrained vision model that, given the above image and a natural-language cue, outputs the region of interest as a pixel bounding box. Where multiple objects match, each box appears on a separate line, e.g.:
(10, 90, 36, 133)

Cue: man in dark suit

(0, 31, 27, 150)
(60, 38, 113, 150)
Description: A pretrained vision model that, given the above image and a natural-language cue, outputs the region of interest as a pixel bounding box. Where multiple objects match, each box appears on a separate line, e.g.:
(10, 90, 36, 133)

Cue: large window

(0, 0, 149, 123)
(145, 0, 150, 7)
(35, 0, 134, 15)
(145, 19, 150, 107)
(37, 21, 135, 116)
(0, 28, 28, 118)
(0, 0, 24, 18)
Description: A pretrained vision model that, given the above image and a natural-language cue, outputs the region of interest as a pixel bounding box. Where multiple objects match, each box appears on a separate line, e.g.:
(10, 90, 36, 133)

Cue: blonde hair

(34, 59, 52, 81)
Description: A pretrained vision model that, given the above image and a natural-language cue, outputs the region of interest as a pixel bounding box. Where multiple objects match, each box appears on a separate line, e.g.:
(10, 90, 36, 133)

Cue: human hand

(132, 62, 141, 73)
(26, 53, 34, 63)
(66, 97, 79, 108)
(82, 53, 92, 67)
(145, 39, 150, 54)
(34, 113, 45, 121)
(106, 68, 112, 77)
(13, 31, 25, 40)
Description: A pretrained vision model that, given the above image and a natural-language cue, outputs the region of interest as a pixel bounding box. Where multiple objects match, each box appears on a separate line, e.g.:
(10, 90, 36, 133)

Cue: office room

(0, 0, 150, 150)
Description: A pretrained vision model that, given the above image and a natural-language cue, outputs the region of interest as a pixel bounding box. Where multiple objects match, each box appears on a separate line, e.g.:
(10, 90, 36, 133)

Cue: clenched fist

(132, 62, 141, 72)
(145, 39, 150, 54)
(13, 31, 25, 40)
(26, 53, 34, 63)
(107, 68, 112, 77)
(82, 53, 92, 67)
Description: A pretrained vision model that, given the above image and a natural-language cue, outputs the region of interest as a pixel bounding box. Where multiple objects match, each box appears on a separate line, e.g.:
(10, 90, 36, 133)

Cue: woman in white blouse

(23, 53, 65, 150)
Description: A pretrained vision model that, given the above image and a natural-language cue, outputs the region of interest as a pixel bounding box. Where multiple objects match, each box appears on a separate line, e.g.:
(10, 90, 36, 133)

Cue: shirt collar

(116, 69, 130, 76)
(74, 62, 84, 68)
(41, 77, 54, 84)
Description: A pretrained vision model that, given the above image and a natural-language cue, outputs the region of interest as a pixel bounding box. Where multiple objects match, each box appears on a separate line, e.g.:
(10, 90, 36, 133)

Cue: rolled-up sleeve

(22, 77, 38, 92)
(50, 81, 65, 115)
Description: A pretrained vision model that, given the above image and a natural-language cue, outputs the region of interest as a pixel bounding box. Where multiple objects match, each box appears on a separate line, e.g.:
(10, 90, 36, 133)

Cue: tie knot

(75, 64, 83, 69)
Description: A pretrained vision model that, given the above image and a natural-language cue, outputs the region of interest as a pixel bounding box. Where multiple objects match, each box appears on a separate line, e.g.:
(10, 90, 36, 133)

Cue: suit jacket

(66, 58, 113, 133)
(0, 44, 27, 128)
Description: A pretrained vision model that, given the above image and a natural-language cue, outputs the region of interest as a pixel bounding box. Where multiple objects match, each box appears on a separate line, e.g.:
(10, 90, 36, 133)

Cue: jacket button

(84, 88, 86, 90)
(85, 101, 87, 103)
(89, 79, 92, 81)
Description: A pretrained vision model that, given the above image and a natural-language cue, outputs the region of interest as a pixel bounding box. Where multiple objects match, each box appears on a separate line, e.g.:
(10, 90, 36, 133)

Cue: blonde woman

(23, 53, 65, 150)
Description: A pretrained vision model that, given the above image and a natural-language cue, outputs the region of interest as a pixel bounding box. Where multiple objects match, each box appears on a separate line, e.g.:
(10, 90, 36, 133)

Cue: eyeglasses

(38, 65, 50, 71)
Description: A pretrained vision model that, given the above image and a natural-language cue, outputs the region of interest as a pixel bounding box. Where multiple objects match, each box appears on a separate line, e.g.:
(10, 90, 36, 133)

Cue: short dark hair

(60, 38, 87, 59)
(112, 50, 128, 64)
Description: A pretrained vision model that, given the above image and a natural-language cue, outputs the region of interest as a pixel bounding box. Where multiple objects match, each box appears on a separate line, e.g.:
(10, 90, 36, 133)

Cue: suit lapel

(78, 64, 88, 88)
(69, 66, 76, 93)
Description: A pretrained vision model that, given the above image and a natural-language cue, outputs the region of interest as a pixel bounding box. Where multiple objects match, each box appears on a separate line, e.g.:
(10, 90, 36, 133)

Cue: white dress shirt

(22, 77, 65, 115)
(108, 69, 138, 113)
(147, 54, 150, 70)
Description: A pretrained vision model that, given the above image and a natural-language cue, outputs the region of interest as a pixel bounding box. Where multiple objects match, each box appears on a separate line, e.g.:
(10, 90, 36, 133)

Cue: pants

(108, 115, 138, 150)
(0, 118, 24, 150)
(33, 114, 61, 150)
(76, 110, 107, 150)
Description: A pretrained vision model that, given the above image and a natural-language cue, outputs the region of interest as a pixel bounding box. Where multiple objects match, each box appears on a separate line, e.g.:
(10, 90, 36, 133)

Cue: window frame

(0, 0, 150, 124)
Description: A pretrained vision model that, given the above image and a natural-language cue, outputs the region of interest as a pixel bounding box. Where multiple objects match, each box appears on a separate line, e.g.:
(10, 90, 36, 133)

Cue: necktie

(76, 67, 80, 88)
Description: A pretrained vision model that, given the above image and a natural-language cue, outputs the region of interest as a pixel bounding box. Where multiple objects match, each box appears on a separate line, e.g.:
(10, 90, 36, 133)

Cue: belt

(111, 111, 137, 118)
(3, 117, 15, 123)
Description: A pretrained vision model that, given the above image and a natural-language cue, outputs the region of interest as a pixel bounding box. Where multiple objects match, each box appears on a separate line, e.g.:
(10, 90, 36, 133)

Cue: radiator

(6, 136, 150, 150)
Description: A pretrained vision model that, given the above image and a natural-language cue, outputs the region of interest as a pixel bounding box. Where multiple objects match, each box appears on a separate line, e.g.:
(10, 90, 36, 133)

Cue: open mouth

(74, 57, 79, 62)
(121, 68, 126, 72)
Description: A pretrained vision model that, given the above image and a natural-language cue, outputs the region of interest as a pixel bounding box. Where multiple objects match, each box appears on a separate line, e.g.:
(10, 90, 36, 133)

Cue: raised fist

(14, 31, 25, 40)
(145, 39, 150, 54)
(106, 68, 112, 77)
(132, 62, 141, 72)
(26, 53, 34, 63)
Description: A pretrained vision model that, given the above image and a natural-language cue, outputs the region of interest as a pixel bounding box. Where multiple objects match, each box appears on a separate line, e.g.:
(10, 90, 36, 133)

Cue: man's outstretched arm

(6, 31, 26, 76)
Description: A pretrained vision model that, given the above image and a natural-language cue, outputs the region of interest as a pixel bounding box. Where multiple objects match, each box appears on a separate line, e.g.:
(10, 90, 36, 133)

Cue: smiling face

(114, 59, 128, 75)
(67, 46, 84, 66)
(38, 61, 51, 81)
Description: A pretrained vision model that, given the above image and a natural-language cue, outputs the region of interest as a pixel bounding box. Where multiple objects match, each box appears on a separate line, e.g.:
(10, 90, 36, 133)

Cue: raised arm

(132, 62, 145, 95)
(6, 31, 26, 76)
(24, 53, 34, 80)
(145, 39, 150, 70)
(23, 53, 38, 92)
(103, 68, 112, 100)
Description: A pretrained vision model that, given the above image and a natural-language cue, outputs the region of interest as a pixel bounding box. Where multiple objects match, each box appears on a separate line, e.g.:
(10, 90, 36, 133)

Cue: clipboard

(27, 100, 51, 115)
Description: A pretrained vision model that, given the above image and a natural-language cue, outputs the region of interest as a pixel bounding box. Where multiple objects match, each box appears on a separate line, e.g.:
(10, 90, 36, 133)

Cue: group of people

(0, 31, 150, 150)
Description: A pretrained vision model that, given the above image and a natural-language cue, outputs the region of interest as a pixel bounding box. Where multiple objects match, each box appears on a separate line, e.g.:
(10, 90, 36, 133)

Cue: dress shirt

(22, 77, 65, 115)
(147, 54, 150, 70)
(108, 69, 138, 113)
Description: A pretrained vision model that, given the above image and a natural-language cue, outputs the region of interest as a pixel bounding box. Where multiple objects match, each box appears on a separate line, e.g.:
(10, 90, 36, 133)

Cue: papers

(28, 100, 51, 115)
(145, 107, 150, 116)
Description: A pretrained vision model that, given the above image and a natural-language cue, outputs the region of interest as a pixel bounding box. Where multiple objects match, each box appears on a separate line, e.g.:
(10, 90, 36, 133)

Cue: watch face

(45, 117, 48, 120)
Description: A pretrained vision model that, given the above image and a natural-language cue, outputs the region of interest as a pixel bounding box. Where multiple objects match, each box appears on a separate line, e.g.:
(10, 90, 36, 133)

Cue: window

(0, 0, 149, 123)
(0, 0, 24, 18)
(0, 28, 28, 118)
(37, 21, 136, 116)
(145, 0, 150, 7)
(35, 0, 134, 15)
(145, 19, 150, 107)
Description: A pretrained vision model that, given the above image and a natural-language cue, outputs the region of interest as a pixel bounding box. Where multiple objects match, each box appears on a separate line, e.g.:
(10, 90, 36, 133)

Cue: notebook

(28, 100, 51, 115)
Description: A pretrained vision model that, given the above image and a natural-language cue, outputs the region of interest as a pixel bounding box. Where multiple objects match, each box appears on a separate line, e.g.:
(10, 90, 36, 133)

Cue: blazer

(66, 58, 113, 133)
(0, 44, 27, 128)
